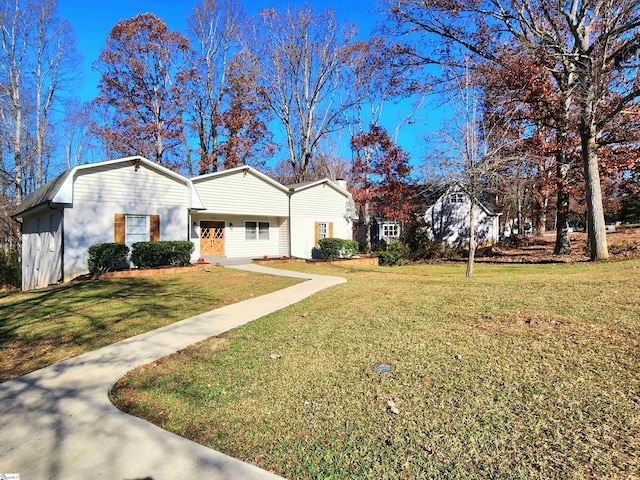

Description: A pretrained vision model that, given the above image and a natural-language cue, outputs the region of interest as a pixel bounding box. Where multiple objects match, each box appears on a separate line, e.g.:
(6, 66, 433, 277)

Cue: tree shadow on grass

(0, 307, 275, 479)
(0, 277, 200, 382)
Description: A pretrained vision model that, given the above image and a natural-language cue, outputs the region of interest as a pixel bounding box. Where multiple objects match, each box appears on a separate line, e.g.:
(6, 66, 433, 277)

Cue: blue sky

(56, 0, 439, 170)
(58, 0, 381, 102)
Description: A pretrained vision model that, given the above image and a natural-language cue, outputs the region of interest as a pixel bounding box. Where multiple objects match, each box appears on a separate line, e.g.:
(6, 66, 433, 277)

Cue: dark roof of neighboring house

(12, 169, 72, 218)
(414, 183, 448, 208)
(286, 180, 319, 190)
(477, 190, 500, 215)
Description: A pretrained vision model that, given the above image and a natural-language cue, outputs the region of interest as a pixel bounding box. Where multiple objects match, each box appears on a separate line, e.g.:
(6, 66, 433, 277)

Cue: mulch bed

(73, 263, 213, 282)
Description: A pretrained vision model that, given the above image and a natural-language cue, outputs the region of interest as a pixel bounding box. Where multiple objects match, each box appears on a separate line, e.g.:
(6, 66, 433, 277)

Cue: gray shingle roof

(13, 169, 72, 218)
(286, 180, 322, 190)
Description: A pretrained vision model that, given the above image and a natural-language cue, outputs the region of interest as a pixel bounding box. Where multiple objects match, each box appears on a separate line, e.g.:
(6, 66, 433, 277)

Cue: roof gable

(13, 156, 204, 218)
(191, 165, 290, 193)
(428, 183, 501, 216)
(287, 178, 351, 198)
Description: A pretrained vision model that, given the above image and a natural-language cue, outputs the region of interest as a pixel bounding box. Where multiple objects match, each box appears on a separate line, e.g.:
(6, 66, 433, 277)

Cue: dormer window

(449, 192, 465, 204)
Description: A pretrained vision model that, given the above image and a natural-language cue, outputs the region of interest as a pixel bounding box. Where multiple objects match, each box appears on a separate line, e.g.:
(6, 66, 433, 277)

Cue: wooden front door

(200, 221, 225, 256)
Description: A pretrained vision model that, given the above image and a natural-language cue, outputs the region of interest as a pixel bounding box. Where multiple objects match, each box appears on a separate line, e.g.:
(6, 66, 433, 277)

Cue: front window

(126, 215, 149, 247)
(318, 222, 328, 240)
(245, 221, 270, 240)
(382, 223, 399, 239)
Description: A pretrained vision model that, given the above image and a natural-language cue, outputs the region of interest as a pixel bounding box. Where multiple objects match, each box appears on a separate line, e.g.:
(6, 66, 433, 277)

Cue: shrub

(404, 224, 469, 260)
(318, 238, 358, 260)
(342, 240, 359, 258)
(131, 241, 194, 268)
(375, 240, 409, 266)
(87, 242, 130, 274)
(357, 238, 371, 254)
(0, 249, 20, 288)
(371, 239, 387, 252)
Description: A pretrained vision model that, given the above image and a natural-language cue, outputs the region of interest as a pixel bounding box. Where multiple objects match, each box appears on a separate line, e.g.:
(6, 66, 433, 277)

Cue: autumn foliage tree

(217, 51, 274, 170)
(479, 52, 579, 252)
(92, 13, 193, 166)
(351, 125, 413, 247)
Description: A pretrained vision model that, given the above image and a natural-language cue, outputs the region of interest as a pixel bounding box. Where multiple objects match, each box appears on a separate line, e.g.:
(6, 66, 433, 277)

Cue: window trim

(382, 223, 399, 238)
(318, 222, 328, 240)
(125, 214, 150, 247)
(245, 221, 270, 241)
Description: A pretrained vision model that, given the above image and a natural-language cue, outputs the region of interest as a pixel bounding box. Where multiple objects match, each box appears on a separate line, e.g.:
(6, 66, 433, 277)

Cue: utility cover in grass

(372, 363, 393, 373)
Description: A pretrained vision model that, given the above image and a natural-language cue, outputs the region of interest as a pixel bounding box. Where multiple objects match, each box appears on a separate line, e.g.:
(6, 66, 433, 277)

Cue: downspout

(187, 210, 191, 241)
(288, 190, 292, 257)
(60, 207, 65, 283)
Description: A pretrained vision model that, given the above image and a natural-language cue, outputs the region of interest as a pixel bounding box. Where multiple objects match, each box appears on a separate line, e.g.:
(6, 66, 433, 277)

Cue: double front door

(200, 221, 225, 256)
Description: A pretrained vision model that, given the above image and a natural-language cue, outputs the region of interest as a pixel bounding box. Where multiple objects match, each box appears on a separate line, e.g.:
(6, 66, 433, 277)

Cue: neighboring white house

(13, 156, 356, 291)
(424, 183, 501, 246)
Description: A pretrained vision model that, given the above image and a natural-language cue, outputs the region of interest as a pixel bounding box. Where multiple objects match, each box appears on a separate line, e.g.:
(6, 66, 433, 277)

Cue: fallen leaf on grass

(386, 397, 399, 414)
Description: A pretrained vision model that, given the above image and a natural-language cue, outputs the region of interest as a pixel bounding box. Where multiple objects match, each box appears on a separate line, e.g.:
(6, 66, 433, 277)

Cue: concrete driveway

(0, 264, 345, 480)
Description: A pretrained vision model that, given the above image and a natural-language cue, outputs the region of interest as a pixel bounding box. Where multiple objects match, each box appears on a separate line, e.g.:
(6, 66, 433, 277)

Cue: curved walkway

(0, 265, 345, 480)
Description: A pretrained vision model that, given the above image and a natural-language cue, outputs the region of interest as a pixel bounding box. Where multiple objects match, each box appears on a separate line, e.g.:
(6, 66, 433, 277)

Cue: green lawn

(0, 268, 302, 382)
(111, 260, 640, 479)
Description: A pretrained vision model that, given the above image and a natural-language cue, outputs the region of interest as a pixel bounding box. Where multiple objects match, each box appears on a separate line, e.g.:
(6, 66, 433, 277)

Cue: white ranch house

(13, 156, 356, 291)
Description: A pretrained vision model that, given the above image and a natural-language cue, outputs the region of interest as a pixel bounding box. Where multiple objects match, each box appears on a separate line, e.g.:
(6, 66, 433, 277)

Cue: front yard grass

(111, 260, 640, 479)
(0, 268, 302, 382)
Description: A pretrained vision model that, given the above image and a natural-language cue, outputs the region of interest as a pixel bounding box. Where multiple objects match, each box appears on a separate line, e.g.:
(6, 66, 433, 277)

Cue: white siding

(191, 213, 288, 259)
(74, 162, 187, 205)
(63, 162, 191, 281)
(21, 209, 63, 290)
(193, 170, 289, 217)
(426, 186, 499, 246)
(279, 218, 289, 256)
(290, 184, 353, 258)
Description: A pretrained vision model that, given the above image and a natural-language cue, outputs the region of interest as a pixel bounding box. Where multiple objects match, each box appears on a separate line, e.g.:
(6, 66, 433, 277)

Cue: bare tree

(434, 67, 517, 277)
(387, 0, 640, 260)
(0, 0, 78, 200)
(312, 132, 351, 181)
(61, 98, 91, 168)
(248, 5, 355, 182)
(187, 0, 242, 174)
(0, 0, 29, 204)
(32, 0, 77, 186)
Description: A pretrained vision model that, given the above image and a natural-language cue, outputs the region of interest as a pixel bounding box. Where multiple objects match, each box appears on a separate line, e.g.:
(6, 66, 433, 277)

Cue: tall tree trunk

(36, 94, 43, 187)
(581, 128, 608, 260)
(466, 197, 476, 277)
(553, 110, 571, 254)
(578, 67, 608, 260)
(554, 161, 571, 254)
(534, 192, 548, 237)
(13, 90, 22, 205)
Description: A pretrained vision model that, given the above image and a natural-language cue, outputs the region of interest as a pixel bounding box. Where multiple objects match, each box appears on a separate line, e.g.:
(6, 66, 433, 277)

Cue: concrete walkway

(0, 264, 345, 480)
